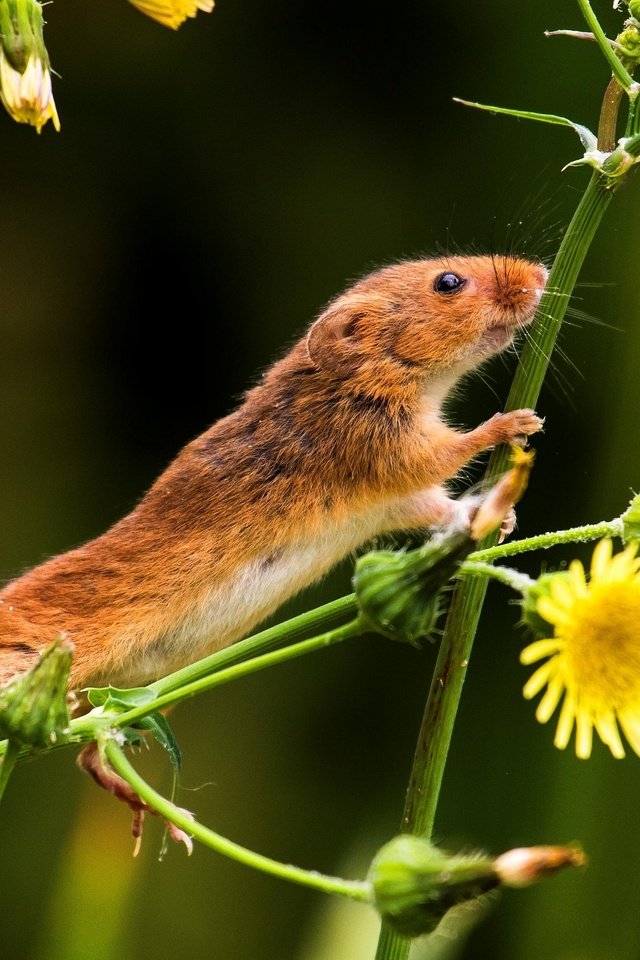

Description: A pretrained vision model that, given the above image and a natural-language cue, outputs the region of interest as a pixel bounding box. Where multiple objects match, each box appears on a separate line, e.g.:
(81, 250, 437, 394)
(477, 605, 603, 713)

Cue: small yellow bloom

(0, 51, 60, 133)
(520, 538, 640, 759)
(128, 0, 214, 29)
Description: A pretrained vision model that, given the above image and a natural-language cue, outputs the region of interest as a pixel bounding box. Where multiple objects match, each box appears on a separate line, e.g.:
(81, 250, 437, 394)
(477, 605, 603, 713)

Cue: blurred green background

(0, 1, 639, 958)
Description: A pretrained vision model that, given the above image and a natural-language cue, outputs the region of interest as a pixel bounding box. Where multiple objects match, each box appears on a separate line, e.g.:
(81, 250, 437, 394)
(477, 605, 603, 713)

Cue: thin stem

(149, 593, 357, 697)
(576, 0, 635, 91)
(104, 739, 371, 902)
(470, 517, 623, 563)
(0, 739, 19, 801)
(75, 619, 364, 735)
(457, 561, 534, 594)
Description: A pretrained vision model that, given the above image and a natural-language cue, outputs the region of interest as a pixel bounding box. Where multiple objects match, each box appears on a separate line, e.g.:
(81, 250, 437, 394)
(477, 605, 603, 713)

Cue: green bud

(520, 572, 570, 637)
(618, 23, 640, 59)
(0, 637, 74, 748)
(629, 1, 640, 24)
(621, 492, 640, 543)
(368, 836, 496, 937)
(354, 531, 473, 646)
(0, 0, 47, 73)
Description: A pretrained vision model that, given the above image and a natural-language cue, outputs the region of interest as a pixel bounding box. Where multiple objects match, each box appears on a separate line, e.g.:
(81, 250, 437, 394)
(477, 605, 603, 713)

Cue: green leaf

(135, 713, 182, 772)
(453, 99, 598, 152)
(85, 685, 158, 711)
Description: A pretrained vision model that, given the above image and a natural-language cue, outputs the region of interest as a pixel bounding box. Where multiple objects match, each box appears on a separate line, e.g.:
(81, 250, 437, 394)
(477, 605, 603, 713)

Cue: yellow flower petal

(535, 674, 564, 724)
(590, 538, 613, 581)
(523, 659, 557, 700)
(593, 710, 625, 759)
(575, 711, 593, 759)
(619, 711, 640, 757)
(520, 638, 562, 665)
(536, 596, 570, 626)
(554, 693, 576, 750)
(567, 560, 588, 597)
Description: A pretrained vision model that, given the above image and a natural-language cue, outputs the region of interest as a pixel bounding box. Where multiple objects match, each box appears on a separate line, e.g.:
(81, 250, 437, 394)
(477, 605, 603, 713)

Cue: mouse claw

(166, 810, 195, 855)
(498, 507, 517, 543)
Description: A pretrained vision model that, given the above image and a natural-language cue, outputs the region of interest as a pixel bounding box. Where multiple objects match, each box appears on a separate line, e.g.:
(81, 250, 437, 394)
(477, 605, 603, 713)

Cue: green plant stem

(74, 619, 364, 737)
(0, 739, 19, 801)
(375, 169, 614, 960)
(457, 561, 534, 594)
(576, 0, 635, 91)
(104, 739, 371, 902)
(469, 516, 623, 563)
(149, 593, 357, 696)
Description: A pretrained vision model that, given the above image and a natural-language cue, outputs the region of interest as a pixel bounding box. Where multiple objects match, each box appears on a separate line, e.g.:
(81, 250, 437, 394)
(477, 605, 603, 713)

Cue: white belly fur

(131, 499, 398, 681)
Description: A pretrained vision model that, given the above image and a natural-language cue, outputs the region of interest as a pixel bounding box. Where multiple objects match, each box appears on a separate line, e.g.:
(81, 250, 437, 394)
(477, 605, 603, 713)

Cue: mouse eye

(434, 272, 466, 294)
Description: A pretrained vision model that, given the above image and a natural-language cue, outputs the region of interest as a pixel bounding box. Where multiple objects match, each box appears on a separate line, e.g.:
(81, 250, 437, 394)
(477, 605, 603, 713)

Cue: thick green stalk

(375, 172, 614, 960)
(104, 740, 371, 902)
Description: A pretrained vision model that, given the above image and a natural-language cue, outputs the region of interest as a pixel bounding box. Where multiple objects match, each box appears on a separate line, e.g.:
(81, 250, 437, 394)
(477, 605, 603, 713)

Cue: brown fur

(0, 255, 546, 690)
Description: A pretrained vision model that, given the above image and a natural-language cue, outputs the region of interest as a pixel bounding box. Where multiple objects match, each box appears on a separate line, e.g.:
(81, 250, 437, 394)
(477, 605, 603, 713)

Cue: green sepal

(368, 835, 496, 937)
(0, 0, 49, 73)
(0, 636, 73, 748)
(354, 531, 474, 646)
(85, 685, 158, 711)
(620, 492, 640, 543)
(519, 571, 571, 637)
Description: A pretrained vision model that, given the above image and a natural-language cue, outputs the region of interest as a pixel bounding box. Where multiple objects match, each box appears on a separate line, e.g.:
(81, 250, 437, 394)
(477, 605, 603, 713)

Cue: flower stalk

(374, 15, 633, 959)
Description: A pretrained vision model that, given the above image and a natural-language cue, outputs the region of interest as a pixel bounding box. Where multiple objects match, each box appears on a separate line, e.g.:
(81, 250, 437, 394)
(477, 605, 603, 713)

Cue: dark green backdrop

(0, 2, 638, 958)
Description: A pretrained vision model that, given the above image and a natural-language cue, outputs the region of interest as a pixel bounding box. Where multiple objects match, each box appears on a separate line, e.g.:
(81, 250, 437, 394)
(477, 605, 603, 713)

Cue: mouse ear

(306, 302, 364, 373)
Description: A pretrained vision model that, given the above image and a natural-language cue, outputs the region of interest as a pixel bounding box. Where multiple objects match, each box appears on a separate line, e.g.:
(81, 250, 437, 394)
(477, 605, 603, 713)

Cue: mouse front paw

(485, 409, 544, 447)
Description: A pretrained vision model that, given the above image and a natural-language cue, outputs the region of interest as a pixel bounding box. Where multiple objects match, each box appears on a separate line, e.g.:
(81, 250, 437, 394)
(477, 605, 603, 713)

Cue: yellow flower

(0, 51, 60, 133)
(128, 0, 214, 29)
(521, 539, 640, 759)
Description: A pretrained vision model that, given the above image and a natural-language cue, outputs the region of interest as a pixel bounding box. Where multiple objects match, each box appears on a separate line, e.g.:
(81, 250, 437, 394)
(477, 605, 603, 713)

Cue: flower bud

(470, 446, 534, 542)
(621, 492, 640, 543)
(369, 836, 587, 937)
(520, 571, 571, 636)
(354, 530, 474, 646)
(0, 636, 74, 748)
(629, 0, 640, 23)
(618, 22, 640, 58)
(494, 845, 586, 887)
(0, 0, 59, 132)
(368, 836, 496, 937)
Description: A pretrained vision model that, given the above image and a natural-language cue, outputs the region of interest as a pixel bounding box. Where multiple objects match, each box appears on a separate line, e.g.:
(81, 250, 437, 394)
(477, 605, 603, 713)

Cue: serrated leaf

(85, 685, 158, 711)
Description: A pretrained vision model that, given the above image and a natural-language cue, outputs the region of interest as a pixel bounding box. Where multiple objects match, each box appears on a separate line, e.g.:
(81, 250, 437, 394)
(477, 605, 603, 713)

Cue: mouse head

(306, 255, 547, 388)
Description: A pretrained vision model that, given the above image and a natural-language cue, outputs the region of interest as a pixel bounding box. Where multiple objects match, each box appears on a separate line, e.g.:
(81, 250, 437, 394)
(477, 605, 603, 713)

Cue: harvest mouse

(0, 255, 546, 692)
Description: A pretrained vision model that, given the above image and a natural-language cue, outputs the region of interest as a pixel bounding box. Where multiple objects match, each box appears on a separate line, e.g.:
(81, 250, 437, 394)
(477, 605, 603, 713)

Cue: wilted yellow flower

(521, 539, 640, 759)
(0, 50, 59, 133)
(128, 0, 214, 29)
